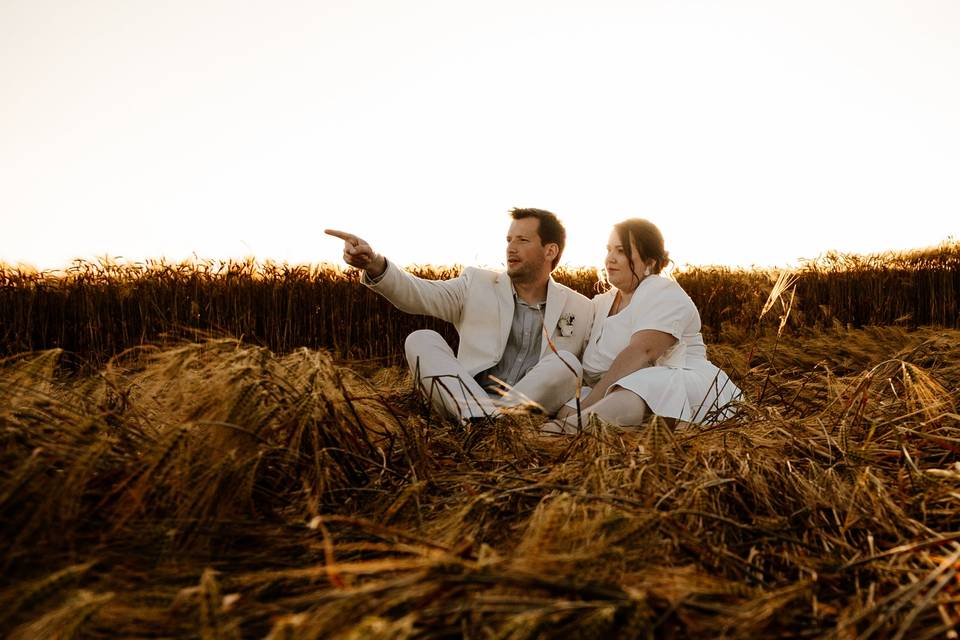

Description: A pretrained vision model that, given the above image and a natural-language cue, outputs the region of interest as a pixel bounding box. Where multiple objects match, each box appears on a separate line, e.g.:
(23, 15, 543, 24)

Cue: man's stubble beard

(507, 259, 546, 285)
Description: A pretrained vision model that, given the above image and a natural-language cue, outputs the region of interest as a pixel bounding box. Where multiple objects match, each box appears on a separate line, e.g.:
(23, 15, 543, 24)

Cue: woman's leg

(540, 404, 578, 433)
(580, 388, 648, 426)
(551, 385, 593, 420)
(555, 405, 577, 420)
(542, 387, 648, 433)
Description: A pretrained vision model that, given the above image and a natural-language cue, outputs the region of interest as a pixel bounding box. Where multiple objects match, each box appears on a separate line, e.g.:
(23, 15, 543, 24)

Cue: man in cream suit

(326, 208, 593, 422)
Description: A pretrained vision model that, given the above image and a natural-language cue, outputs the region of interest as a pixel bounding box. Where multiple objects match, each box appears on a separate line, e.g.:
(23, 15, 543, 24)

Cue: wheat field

(3, 241, 959, 369)
(1, 244, 959, 638)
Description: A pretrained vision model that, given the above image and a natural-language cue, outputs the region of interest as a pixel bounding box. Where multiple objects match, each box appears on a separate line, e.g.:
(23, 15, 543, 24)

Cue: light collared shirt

(475, 286, 545, 392)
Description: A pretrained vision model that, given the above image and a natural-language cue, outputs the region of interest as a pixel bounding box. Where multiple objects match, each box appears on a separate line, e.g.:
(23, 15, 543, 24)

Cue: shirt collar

(510, 282, 545, 309)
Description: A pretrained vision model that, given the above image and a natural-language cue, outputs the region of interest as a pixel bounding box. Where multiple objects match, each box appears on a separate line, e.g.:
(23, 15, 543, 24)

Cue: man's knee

(404, 329, 452, 371)
(549, 349, 582, 378)
(405, 329, 441, 355)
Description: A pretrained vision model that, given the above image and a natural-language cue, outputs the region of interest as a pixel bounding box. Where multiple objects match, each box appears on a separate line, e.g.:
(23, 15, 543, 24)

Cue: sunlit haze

(2, 0, 958, 271)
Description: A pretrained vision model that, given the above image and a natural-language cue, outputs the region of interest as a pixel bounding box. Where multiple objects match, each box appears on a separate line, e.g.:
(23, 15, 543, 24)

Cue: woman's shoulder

(638, 274, 686, 296)
(634, 275, 695, 310)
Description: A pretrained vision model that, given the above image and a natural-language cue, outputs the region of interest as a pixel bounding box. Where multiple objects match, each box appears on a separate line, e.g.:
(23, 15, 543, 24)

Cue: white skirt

(570, 360, 742, 424)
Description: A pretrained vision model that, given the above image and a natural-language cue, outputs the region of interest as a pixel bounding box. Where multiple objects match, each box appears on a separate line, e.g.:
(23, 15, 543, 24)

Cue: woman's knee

(595, 388, 648, 426)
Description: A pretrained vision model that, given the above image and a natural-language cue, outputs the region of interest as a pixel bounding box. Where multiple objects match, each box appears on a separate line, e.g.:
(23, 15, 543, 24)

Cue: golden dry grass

(2, 324, 959, 638)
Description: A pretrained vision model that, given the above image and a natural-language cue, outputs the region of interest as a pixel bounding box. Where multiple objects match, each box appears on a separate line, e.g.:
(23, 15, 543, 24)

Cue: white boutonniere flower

(558, 313, 575, 337)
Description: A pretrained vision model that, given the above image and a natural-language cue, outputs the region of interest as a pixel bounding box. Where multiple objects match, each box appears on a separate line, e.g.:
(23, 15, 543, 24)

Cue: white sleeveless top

(575, 275, 741, 423)
(582, 275, 707, 380)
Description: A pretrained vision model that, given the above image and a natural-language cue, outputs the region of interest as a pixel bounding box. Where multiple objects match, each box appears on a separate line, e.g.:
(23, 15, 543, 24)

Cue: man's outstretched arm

(324, 229, 387, 279)
(324, 227, 467, 324)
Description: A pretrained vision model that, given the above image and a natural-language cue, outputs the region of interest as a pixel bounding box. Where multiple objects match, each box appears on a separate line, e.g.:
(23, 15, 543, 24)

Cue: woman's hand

(579, 329, 677, 409)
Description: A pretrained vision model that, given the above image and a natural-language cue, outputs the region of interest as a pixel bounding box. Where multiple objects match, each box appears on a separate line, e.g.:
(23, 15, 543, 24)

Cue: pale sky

(2, 0, 958, 271)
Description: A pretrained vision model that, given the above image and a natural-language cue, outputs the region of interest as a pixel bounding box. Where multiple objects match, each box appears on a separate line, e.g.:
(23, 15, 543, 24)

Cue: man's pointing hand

(324, 229, 387, 278)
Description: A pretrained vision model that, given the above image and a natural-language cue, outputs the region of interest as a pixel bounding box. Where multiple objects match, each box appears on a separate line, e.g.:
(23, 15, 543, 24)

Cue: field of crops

(3, 241, 959, 368)
(1, 245, 959, 638)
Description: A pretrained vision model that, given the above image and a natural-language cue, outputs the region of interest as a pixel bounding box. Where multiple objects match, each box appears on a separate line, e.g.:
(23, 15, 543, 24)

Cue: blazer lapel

(495, 273, 514, 353)
(540, 278, 566, 356)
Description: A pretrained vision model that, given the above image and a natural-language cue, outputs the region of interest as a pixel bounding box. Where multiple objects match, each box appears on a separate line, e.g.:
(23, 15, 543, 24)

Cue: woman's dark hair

(510, 207, 566, 270)
(613, 218, 670, 287)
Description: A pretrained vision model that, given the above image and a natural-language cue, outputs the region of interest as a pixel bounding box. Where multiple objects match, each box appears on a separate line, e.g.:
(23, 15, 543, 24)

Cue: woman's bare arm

(579, 329, 677, 410)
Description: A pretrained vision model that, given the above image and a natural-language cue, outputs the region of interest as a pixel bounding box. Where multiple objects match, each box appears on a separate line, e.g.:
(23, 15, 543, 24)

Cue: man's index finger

(324, 229, 359, 245)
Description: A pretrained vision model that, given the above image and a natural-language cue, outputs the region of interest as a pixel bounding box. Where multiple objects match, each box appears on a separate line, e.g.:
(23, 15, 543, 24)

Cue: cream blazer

(363, 262, 594, 376)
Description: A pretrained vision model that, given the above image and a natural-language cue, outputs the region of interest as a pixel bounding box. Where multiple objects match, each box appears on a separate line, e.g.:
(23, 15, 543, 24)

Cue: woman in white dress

(544, 218, 741, 433)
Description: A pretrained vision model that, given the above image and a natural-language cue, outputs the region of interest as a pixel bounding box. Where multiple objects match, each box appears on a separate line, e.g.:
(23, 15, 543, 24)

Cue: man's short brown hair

(509, 207, 566, 270)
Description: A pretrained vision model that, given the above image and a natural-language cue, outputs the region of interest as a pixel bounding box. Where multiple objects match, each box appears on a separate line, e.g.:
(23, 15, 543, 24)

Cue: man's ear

(545, 243, 560, 263)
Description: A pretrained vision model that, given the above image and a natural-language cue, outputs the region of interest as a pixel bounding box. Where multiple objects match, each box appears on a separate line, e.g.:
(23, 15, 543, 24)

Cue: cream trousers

(404, 329, 582, 421)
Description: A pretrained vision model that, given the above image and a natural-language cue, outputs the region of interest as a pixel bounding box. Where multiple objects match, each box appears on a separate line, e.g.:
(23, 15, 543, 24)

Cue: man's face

(505, 217, 553, 283)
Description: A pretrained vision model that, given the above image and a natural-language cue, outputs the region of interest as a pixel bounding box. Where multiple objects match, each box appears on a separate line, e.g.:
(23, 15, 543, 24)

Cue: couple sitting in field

(326, 208, 740, 433)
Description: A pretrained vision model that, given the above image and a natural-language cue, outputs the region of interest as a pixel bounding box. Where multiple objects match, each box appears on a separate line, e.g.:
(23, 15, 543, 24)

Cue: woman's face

(604, 229, 649, 292)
